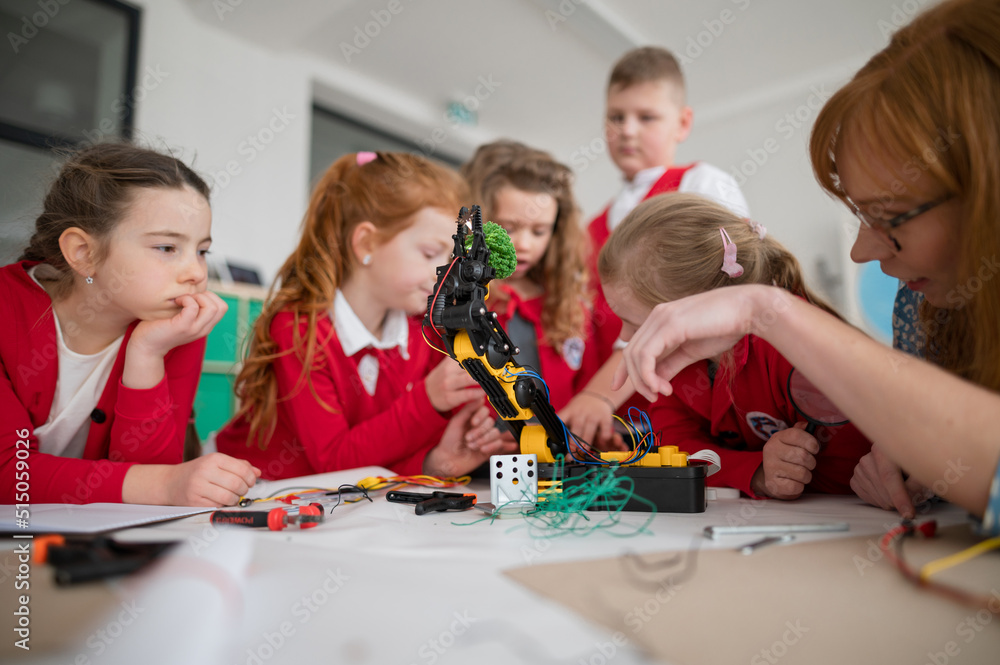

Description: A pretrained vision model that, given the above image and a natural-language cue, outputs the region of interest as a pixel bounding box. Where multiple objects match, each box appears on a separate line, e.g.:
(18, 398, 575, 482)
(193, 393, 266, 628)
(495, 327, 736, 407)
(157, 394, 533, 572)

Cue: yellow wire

(918, 537, 1000, 582)
(611, 415, 635, 447)
(355, 474, 471, 490)
(421, 328, 450, 357)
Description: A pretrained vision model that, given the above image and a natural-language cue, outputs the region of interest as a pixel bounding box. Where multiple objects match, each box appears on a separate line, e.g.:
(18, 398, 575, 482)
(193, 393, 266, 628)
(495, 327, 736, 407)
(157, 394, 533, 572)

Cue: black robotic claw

(423, 205, 568, 458)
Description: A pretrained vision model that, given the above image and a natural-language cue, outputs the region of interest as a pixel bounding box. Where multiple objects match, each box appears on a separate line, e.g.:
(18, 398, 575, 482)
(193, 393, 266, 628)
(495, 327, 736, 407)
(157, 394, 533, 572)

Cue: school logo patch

(562, 337, 585, 371)
(357, 354, 379, 396)
(745, 411, 788, 441)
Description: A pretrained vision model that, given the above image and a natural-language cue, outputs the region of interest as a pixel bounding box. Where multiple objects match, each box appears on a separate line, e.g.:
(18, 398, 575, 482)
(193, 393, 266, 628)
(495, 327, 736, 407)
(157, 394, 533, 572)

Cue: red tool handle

(267, 508, 289, 531)
(212, 505, 324, 531)
(298, 504, 323, 529)
(211, 511, 270, 528)
(266, 505, 323, 531)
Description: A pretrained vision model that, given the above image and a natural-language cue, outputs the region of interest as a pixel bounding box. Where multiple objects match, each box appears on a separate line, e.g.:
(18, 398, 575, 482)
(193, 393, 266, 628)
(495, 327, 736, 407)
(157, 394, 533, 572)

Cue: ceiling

(179, 0, 901, 156)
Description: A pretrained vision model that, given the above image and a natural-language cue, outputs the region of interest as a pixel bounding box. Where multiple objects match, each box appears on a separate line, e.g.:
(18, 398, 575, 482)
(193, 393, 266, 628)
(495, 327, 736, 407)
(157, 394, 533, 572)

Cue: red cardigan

(1, 262, 204, 504)
(216, 311, 449, 479)
(649, 335, 872, 497)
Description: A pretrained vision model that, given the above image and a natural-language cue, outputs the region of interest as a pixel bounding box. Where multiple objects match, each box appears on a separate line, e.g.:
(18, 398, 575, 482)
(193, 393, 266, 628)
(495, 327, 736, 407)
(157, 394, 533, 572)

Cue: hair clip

(356, 151, 377, 166)
(720, 228, 743, 278)
(745, 218, 767, 240)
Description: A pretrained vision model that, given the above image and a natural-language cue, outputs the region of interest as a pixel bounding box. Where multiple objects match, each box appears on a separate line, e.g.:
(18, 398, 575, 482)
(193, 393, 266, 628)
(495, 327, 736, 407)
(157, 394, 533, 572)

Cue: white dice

(490, 454, 538, 508)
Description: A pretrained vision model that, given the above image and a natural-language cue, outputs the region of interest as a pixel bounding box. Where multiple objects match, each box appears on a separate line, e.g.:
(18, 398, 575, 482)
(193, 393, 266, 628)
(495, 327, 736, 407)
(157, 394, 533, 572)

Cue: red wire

(879, 521, 998, 609)
(425, 257, 459, 338)
(421, 257, 460, 355)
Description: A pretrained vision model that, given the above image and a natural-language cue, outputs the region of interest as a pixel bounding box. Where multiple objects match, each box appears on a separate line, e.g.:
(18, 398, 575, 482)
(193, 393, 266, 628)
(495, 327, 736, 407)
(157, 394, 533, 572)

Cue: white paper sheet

(0, 503, 214, 533)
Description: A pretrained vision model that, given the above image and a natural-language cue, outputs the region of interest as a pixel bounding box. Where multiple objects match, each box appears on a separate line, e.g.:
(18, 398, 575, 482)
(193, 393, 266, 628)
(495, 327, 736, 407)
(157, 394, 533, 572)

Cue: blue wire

(501, 366, 658, 466)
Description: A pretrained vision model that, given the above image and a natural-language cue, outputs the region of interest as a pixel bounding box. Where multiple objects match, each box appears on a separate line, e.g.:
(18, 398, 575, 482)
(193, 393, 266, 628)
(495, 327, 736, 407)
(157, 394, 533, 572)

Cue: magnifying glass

(786, 368, 850, 435)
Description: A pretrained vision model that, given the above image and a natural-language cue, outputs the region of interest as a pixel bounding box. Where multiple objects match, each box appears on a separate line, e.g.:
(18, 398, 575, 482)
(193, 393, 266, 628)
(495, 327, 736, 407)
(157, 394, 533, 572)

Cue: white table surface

(21, 466, 970, 665)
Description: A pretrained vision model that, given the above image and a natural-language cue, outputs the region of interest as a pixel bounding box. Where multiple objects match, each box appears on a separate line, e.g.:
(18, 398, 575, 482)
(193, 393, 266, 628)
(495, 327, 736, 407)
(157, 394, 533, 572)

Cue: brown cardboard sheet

(505, 526, 1000, 664)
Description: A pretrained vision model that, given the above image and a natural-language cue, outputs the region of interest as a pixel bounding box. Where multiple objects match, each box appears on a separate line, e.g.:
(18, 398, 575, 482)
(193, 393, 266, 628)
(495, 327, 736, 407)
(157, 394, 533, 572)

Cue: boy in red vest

(562, 47, 750, 450)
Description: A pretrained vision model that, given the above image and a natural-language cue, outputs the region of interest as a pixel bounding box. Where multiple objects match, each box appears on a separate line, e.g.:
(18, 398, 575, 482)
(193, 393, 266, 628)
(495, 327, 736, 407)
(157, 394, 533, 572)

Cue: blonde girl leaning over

(600, 193, 871, 499)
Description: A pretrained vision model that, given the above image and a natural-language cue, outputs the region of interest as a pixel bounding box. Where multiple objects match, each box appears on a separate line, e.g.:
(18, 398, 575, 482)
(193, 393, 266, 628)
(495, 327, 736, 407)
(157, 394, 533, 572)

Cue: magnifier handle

(805, 422, 818, 435)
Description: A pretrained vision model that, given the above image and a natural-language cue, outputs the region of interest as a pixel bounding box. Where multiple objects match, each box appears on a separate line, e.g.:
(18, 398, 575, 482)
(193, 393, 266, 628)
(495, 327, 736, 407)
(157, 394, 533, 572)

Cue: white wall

(129, 0, 310, 283)
(677, 60, 867, 309)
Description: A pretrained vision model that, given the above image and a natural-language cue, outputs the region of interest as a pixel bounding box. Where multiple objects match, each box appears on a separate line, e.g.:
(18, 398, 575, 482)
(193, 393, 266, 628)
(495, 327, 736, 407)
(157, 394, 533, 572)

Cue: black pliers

(385, 490, 477, 515)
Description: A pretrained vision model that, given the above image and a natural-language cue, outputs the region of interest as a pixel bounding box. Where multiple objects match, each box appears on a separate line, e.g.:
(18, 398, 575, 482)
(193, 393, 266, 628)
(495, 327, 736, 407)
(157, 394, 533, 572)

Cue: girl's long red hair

(233, 152, 466, 447)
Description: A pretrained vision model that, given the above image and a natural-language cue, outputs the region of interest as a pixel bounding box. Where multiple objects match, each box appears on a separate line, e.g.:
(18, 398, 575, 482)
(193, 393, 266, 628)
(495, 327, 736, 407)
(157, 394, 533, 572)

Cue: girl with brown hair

(1, 142, 258, 505)
(462, 140, 601, 412)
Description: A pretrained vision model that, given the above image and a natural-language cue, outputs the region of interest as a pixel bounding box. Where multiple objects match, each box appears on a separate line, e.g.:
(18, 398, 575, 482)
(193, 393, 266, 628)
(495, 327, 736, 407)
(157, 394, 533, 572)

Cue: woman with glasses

(610, 0, 1000, 534)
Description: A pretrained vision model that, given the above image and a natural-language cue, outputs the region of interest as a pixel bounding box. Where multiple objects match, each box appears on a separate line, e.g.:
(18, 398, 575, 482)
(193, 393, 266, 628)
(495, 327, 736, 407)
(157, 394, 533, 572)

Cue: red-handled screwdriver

(210, 504, 325, 531)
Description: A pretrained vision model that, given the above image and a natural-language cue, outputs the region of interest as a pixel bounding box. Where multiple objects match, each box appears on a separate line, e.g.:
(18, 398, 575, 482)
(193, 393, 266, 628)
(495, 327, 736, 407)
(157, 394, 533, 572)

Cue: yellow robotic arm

(423, 205, 567, 463)
(423, 205, 708, 512)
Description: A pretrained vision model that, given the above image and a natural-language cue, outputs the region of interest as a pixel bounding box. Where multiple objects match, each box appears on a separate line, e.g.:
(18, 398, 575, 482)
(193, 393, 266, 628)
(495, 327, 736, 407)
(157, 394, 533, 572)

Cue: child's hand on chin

(131, 292, 228, 357)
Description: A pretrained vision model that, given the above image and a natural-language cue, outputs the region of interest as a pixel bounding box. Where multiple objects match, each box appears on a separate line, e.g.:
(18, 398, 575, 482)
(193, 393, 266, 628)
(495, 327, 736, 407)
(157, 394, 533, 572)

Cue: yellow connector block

(636, 453, 662, 467)
(600, 451, 632, 463)
(658, 445, 679, 459)
(671, 452, 688, 467)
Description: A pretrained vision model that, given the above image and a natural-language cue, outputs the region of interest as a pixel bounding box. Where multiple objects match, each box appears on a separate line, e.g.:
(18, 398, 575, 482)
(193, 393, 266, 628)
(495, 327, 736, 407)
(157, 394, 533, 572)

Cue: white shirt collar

(625, 165, 667, 191)
(608, 165, 669, 231)
(333, 290, 410, 359)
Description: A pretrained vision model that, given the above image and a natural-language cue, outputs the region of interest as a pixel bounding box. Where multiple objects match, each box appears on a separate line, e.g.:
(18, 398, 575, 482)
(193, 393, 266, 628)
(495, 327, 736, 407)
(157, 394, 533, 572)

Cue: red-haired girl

(217, 152, 511, 479)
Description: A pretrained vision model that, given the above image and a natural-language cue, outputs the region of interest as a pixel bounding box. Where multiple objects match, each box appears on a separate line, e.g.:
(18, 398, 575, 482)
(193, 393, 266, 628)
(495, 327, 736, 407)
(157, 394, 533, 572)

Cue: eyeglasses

(844, 194, 951, 251)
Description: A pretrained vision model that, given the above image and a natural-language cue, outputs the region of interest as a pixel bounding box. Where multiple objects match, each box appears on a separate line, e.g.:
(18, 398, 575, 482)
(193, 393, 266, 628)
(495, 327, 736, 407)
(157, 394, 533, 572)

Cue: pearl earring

(362, 255, 372, 266)
(85, 275, 94, 285)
